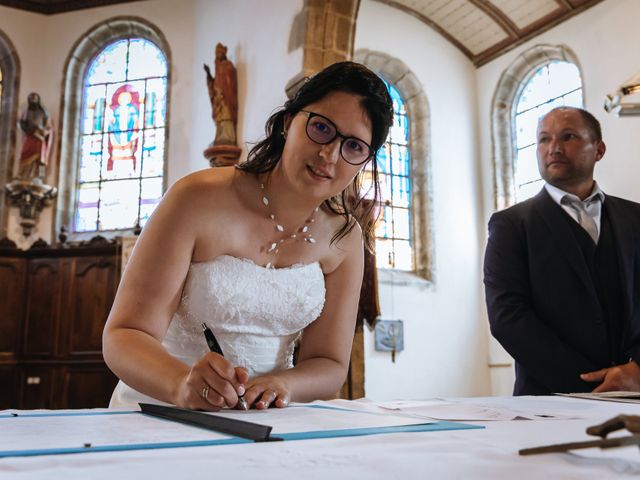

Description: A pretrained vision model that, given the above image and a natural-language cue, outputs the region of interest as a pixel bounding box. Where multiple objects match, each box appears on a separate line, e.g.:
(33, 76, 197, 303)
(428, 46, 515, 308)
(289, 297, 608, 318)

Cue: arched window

(513, 61, 582, 201)
(57, 18, 171, 238)
(356, 49, 433, 281)
(76, 38, 168, 232)
(491, 45, 582, 210)
(371, 82, 412, 270)
(0, 30, 20, 235)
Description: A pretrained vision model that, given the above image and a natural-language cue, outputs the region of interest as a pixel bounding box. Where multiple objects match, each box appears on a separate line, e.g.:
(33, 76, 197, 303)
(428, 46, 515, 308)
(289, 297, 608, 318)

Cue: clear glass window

(514, 61, 583, 201)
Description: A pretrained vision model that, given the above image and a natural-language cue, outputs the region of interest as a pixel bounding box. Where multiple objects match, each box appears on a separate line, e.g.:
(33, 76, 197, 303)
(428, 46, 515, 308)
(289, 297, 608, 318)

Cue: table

(2, 396, 640, 479)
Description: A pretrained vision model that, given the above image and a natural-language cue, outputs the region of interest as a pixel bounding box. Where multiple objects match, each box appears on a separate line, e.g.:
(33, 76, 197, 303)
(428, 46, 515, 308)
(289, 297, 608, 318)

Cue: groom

(484, 106, 640, 395)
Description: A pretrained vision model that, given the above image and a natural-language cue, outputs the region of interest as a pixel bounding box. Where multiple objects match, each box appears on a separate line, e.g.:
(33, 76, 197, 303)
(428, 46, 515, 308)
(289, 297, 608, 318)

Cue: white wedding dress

(109, 255, 325, 407)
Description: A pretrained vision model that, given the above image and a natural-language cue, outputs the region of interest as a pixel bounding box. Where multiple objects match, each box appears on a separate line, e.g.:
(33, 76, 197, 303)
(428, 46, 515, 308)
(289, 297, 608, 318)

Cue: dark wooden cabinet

(19, 365, 54, 409)
(65, 256, 118, 358)
(0, 364, 19, 407)
(23, 258, 60, 358)
(59, 364, 118, 409)
(0, 238, 120, 409)
(0, 257, 26, 360)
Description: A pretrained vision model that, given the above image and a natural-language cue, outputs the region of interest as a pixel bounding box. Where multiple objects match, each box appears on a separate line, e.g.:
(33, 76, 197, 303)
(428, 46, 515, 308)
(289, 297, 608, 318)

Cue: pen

(201, 322, 248, 410)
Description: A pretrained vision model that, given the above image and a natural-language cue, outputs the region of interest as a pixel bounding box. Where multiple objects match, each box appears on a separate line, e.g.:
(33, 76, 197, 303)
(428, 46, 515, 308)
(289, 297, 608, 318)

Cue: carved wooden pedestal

(204, 144, 242, 167)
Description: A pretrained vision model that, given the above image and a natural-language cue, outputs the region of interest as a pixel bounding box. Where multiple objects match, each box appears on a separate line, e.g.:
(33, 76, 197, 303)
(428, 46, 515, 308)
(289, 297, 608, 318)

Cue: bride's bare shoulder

(164, 167, 238, 207)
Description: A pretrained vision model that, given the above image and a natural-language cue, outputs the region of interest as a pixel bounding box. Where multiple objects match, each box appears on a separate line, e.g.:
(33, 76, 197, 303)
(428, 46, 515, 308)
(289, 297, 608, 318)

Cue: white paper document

(441, 396, 595, 420)
(557, 391, 640, 404)
(1, 411, 233, 452)
(374, 401, 521, 421)
(0, 405, 432, 454)
(213, 404, 432, 433)
(312, 398, 520, 421)
(334, 396, 588, 421)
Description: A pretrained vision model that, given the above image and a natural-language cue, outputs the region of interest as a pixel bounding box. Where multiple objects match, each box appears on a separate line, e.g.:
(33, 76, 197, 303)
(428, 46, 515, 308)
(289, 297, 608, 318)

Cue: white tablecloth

(3, 396, 640, 479)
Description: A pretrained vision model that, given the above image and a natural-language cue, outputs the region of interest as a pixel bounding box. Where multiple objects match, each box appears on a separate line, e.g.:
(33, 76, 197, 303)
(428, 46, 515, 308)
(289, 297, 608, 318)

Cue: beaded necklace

(260, 182, 318, 269)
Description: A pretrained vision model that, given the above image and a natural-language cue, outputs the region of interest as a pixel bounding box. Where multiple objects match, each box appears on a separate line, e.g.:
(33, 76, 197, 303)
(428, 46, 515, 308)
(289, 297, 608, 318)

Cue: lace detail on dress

(110, 255, 325, 407)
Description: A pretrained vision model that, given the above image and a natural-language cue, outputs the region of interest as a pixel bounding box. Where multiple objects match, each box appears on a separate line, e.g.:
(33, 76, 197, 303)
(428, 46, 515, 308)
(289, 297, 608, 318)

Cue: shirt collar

(545, 181, 605, 205)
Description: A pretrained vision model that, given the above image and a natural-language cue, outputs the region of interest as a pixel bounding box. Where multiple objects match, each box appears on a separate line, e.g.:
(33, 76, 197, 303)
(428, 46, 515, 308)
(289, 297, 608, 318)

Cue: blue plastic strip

(289, 405, 484, 430)
(0, 411, 137, 419)
(0, 421, 478, 458)
(0, 437, 253, 458)
(291, 404, 402, 415)
(0, 407, 482, 458)
(279, 420, 481, 441)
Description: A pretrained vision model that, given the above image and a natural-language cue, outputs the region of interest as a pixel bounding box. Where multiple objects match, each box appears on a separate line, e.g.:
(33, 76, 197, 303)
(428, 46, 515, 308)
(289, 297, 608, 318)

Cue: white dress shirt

(544, 181, 605, 235)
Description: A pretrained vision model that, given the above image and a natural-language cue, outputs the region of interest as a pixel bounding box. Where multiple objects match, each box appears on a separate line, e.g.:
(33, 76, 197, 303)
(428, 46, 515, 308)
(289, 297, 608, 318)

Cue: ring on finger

(201, 385, 210, 400)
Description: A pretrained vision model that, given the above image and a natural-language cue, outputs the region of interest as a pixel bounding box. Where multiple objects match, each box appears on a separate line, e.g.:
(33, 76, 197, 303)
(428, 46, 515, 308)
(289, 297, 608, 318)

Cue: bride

(103, 61, 393, 410)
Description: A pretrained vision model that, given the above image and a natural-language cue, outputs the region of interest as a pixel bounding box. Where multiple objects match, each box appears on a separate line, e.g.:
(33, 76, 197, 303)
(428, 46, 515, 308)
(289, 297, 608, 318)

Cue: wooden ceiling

(374, 0, 605, 66)
(1, 0, 605, 66)
(0, 0, 141, 14)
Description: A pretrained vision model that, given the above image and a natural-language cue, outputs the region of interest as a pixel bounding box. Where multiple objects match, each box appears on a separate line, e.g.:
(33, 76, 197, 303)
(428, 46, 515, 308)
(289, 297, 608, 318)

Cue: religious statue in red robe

(17, 92, 53, 181)
(204, 43, 238, 146)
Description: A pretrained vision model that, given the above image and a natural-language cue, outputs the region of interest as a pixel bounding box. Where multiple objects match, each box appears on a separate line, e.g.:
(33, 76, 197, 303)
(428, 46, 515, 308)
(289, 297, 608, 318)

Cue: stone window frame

(491, 44, 582, 210)
(0, 30, 20, 237)
(55, 17, 172, 240)
(355, 49, 434, 283)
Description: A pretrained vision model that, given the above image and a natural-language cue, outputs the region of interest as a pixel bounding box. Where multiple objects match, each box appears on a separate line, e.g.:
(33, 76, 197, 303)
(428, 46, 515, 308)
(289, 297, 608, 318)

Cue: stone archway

(286, 0, 360, 97)
(0, 30, 20, 236)
(491, 44, 581, 210)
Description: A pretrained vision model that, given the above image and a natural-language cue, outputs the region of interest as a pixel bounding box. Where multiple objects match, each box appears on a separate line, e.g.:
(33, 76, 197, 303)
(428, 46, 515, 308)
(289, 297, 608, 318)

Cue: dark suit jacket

(484, 187, 640, 395)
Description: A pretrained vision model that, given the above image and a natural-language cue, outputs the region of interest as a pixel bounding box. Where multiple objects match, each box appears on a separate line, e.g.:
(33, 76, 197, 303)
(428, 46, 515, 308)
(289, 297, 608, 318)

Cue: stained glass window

(364, 82, 412, 271)
(75, 38, 168, 232)
(514, 61, 582, 201)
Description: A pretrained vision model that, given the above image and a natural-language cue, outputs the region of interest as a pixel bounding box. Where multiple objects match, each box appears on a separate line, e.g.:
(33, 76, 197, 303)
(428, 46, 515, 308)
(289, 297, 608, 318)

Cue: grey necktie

(561, 195, 599, 244)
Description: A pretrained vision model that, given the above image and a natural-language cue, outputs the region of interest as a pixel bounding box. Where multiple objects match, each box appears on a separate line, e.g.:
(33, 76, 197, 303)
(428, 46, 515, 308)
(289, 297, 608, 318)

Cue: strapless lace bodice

(110, 255, 325, 407)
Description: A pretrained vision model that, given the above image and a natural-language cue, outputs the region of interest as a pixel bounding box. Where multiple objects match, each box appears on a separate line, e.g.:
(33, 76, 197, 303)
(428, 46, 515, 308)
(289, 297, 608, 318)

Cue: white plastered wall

(0, 0, 302, 248)
(476, 0, 640, 395)
(355, 0, 491, 399)
(8, 0, 632, 400)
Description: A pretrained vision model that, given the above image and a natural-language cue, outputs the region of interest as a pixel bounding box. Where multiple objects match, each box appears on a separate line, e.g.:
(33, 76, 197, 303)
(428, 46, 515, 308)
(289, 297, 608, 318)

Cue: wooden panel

(337, 325, 365, 399)
(19, 366, 53, 409)
(23, 259, 60, 357)
(349, 325, 365, 399)
(1, 241, 120, 410)
(0, 364, 19, 409)
(58, 365, 119, 409)
(62, 256, 118, 358)
(0, 258, 26, 358)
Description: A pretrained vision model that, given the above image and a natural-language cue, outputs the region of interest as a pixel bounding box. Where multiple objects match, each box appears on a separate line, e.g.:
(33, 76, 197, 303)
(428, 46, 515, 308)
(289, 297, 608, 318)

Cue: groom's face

(536, 108, 605, 190)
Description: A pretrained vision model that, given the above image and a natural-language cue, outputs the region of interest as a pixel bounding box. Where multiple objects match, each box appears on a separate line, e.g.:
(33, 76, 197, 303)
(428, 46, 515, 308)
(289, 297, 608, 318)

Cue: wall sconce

(604, 72, 640, 116)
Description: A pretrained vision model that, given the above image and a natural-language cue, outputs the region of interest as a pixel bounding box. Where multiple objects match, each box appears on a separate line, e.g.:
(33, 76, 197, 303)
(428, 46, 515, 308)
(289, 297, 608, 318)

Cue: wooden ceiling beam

(0, 0, 142, 15)
(469, 0, 520, 39)
(556, 0, 574, 9)
(374, 0, 604, 67)
(374, 0, 475, 63)
(475, 0, 605, 66)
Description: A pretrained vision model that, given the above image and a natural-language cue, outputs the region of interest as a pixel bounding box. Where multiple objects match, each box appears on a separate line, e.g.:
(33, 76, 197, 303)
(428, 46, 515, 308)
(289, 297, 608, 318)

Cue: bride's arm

(244, 222, 364, 408)
(102, 172, 245, 409)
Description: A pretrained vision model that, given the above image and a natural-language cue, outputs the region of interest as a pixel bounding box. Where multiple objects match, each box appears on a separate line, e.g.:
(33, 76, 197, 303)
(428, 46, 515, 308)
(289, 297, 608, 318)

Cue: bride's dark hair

(236, 61, 393, 252)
